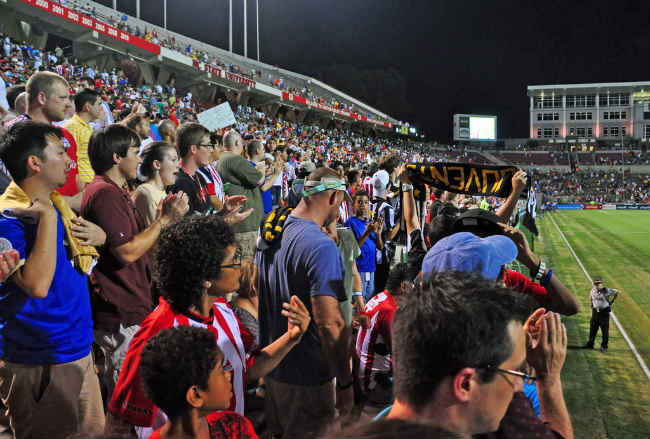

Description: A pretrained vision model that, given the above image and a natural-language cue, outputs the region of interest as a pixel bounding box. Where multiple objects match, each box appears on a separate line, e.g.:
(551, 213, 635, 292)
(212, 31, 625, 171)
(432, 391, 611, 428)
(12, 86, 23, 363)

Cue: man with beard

(256, 167, 354, 437)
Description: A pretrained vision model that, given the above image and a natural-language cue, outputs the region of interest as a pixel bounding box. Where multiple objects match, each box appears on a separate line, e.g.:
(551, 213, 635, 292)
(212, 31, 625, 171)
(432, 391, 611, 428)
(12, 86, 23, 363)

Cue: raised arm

(496, 169, 527, 222)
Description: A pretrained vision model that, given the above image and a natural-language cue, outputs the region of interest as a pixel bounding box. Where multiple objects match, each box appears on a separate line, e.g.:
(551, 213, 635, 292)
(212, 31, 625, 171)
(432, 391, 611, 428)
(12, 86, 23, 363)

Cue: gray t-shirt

(217, 151, 263, 233)
(337, 228, 361, 326)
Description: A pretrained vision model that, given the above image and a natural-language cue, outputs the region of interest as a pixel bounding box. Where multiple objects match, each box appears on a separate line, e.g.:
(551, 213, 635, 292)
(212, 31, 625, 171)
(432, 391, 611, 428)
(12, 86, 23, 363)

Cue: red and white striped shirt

(109, 297, 255, 428)
(338, 200, 350, 224)
(355, 291, 396, 393)
(361, 176, 374, 199)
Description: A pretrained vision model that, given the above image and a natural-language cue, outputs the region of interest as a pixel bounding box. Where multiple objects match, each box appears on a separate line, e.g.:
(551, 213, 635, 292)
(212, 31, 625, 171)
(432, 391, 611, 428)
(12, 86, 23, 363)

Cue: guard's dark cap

(593, 276, 603, 283)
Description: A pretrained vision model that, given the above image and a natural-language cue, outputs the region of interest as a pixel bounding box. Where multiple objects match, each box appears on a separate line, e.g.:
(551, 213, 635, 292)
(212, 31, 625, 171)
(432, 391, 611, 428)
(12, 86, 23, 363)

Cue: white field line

(549, 213, 650, 382)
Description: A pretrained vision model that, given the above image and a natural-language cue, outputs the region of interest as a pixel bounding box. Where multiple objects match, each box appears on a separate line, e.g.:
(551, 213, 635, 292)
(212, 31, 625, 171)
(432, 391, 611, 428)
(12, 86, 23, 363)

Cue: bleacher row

(57, 0, 394, 123)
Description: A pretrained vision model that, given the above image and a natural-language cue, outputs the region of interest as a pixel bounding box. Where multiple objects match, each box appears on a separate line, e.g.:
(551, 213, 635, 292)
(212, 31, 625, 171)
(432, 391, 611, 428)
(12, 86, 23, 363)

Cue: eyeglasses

(198, 143, 215, 151)
(482, 365, 536, 385)
(220, 247, 242, 269)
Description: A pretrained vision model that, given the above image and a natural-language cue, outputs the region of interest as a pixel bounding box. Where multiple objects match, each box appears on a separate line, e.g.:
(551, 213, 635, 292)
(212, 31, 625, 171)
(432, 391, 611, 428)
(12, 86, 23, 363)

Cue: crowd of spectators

(531, 169, 649, 204)
(0, 25, 643, 439)
(55, 0, 370, 117)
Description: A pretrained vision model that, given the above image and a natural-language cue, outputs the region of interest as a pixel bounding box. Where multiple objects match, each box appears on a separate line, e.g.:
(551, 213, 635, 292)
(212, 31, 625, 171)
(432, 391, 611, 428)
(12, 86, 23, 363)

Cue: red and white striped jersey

(355, 291, 396, 393)
(109, 297, 255, 428)
(361, 176, 374, 199)
(338, 200, 350, 224)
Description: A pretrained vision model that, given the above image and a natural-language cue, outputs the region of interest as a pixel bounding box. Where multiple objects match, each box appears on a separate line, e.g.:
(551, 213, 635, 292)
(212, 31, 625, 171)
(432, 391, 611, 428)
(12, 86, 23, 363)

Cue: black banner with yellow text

(406, 162, 518, 200)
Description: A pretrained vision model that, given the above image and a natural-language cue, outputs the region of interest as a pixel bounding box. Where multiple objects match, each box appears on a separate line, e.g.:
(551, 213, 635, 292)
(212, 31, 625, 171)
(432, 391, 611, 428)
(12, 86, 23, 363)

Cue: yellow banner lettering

(448, 166, 465, 191)
(429, 166, 449, 186)
(481, 169, 501, 194)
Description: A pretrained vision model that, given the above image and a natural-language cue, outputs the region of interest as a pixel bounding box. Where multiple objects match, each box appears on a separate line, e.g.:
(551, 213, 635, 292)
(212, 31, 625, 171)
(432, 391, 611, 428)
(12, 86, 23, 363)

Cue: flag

(522, 185, 538, 236)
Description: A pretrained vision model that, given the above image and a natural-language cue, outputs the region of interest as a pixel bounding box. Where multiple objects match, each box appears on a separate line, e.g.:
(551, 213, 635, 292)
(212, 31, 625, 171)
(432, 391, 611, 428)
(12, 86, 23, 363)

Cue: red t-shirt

(3, 114, 78, 196)
(355, 291, 396, 393)
(148, 411, 258, 439)
(57, 127, 79, 196)
(503, 269, 551, 309)
(109, 297, 256, 427)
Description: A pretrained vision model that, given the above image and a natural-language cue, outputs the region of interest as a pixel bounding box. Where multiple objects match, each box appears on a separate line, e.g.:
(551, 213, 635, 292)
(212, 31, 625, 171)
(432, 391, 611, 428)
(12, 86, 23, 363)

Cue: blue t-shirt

(249, 161, 272, 213)
(256, 216, 347, 386)
(0, 213, 93, 364)
(345, 217, 376, 273)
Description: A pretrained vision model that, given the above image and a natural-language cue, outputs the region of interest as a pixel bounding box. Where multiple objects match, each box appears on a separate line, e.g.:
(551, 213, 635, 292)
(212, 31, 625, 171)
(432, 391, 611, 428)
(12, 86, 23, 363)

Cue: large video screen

(469, 116, 496, 140)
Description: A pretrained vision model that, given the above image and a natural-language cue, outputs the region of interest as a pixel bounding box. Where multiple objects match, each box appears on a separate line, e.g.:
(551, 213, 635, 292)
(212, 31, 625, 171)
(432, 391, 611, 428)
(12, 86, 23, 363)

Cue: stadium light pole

(256, 0, 260, 61)
(136, 0, 140, 19)
(163, 0, 167, 29)
(229, 0, 233, 52)
(243, 0, 248, 58)
(112, 0, 117, 10)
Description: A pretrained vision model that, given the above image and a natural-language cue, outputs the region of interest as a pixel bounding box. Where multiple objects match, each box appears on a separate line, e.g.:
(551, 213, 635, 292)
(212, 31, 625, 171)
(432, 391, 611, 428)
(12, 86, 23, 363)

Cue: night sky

(93, 0, 649, 142)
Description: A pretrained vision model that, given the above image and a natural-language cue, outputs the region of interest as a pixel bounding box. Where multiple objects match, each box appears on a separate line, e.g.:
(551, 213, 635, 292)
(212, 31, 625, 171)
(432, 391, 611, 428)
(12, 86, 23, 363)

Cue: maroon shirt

(81, 175, 152, 331)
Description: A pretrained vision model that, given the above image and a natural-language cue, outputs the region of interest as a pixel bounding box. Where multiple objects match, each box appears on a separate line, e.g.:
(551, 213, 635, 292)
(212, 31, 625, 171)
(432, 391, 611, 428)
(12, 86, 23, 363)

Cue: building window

(575, 96, 586, 107)
(599, 95, 608, 106)
(587, 128, 593, 137)
(570, 112, 576, 120)
(537, 113, 542, 121)
(554, 127, 560, 137)
(621, 111, 626, 119)
(543, 128, 554, 138)
(602, 127, 608, 137)
(621, 126, 626, 137)
(576, 128, 586, 137)
(621, 94, 630, 105)
(566, 95, 575, 108)
(644, 125, 650, 139)
(603, 112, 609, 120)
(537, 128, 542, 138)
(644, 111, 650, 120)
(554, 112, 559, 120)
(610, 127, 619, 137)
(569, 127, 575, 136)
(586, 95, 596, 107)
(587, 112, 593, 120)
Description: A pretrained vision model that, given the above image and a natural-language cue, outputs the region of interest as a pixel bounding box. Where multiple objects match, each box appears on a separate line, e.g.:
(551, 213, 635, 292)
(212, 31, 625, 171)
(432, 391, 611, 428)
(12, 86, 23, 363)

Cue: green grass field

(532, 210, 649, 438)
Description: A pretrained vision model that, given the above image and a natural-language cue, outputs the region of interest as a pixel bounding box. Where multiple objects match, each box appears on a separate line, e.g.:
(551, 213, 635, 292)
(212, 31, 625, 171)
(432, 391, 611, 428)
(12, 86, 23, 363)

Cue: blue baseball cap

(421, 232, 518, 280)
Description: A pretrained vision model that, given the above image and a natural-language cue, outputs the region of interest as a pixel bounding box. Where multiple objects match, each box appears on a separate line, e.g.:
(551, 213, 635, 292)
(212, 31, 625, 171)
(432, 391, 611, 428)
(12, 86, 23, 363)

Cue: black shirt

(169, 168, 211, 215)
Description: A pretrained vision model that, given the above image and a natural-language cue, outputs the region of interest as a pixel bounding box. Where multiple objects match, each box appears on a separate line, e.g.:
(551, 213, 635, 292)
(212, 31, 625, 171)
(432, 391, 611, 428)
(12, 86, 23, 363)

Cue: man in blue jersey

(0, 121, 105, 438)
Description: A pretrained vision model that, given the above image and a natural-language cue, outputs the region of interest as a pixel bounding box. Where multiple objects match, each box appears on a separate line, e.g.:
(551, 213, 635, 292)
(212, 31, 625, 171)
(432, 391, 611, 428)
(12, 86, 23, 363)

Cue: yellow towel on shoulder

(0, 182, 98, 274)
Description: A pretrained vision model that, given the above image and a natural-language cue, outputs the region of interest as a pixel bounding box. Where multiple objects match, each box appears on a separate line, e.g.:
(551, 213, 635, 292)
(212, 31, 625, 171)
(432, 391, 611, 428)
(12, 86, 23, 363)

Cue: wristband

(401, 183, 414, 191)
(541, 269, 552, 287)
(337, 378, 354, 390)
(352, 291, 363, 297)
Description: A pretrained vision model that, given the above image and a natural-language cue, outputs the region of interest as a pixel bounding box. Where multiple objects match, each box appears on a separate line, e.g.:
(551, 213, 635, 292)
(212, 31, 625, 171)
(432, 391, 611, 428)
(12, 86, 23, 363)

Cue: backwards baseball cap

(592, 276, 603, 283)
(302, 176, 352, 203)
(421, 232, 518, 280)
(453, 208, 504, 237)
(373, 169, 390, 199)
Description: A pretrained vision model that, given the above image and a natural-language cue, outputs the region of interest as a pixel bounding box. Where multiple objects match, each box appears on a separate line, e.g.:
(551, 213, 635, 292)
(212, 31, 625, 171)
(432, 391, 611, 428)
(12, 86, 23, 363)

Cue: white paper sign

(197, 102, 237, 131)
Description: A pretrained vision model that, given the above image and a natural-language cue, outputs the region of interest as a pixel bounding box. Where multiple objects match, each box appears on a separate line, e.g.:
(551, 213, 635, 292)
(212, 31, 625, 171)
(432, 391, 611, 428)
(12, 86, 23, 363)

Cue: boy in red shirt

(140, 326, 258, 439)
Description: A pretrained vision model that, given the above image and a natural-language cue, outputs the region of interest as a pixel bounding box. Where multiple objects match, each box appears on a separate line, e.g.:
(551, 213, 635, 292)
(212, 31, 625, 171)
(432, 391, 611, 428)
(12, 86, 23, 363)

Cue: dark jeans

(588, 307, 610, 348)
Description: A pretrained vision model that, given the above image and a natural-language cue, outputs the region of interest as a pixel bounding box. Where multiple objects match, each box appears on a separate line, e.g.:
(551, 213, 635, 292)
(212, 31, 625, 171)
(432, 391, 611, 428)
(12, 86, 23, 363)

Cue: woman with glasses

(106, 215, 311, 437)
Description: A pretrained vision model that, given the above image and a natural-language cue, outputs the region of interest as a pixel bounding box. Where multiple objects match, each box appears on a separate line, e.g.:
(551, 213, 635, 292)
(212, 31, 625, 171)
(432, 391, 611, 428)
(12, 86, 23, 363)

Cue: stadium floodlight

(229, 0, 233, 52)
(243, 0, 247, 58)
(164, 0, 167, 29)
(256, 0, 260, 61)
